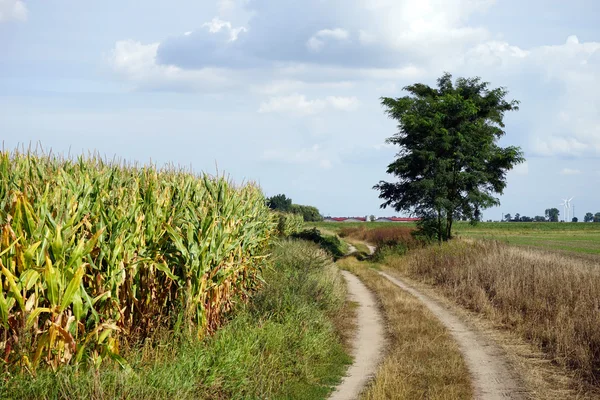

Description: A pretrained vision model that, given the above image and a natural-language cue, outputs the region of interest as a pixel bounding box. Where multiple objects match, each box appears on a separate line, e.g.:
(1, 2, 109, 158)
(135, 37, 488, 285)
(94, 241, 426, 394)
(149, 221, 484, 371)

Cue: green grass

(453, 222, 600, 255)
(1, 240, 351, 400)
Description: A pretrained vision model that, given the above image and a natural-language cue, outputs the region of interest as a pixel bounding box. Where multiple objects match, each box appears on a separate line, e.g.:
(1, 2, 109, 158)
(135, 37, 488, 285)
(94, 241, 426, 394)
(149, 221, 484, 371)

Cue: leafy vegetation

(266, 194, 293, 213)
(374, 73, 524, 242)
(2, 240, 351, 399)
(266, 194, 323, 222)
(0, 151, 275, 373)
(292, 228, 347, 259)
(290, 204, 323, 222)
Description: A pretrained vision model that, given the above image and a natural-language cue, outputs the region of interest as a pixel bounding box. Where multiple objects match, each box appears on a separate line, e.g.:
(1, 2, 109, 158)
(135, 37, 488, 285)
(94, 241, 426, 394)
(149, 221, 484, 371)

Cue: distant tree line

(266, 194, 323, 222)
(502, 209, 600, 223)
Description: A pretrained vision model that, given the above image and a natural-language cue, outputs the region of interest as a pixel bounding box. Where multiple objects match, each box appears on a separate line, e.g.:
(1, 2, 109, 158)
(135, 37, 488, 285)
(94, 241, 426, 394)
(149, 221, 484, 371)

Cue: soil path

(330, 271, 385, 400)
(378, 270, 526, 400)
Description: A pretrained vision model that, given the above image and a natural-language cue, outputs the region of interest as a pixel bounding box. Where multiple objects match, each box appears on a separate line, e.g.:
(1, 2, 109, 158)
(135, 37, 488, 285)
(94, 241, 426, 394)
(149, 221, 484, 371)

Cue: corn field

(275, 212, 304, 237)
(0, 151, 275, 373)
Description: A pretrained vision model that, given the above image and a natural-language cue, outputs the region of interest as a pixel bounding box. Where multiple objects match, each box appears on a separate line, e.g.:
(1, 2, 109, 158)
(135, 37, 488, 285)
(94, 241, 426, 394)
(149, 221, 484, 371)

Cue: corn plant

(0, 150, 275, 373)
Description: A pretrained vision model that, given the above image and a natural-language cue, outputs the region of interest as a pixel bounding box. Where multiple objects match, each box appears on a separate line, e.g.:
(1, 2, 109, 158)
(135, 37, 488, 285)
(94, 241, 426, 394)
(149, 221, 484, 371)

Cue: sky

(1, 0, 599, 221)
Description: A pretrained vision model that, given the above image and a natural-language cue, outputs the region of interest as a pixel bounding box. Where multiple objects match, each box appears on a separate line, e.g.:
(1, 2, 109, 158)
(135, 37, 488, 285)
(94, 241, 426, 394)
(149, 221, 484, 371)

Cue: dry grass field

(385, 239, 600, 384)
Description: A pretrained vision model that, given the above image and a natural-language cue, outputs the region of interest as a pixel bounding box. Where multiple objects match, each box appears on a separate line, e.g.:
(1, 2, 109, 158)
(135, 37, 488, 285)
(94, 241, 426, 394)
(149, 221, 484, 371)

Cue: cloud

(262, 144, 333, 169)
(109, 40, 235, 91)
(258, 94, 359, 116)
(108, 3, 600, 163)
(0, 0, 27, 22)
(202, 17, 248, 41)
(306, 28, 350, 52)
(560, 168, 582, 176)
(526, 36, 600, 157)
(153, 0, 497, 71)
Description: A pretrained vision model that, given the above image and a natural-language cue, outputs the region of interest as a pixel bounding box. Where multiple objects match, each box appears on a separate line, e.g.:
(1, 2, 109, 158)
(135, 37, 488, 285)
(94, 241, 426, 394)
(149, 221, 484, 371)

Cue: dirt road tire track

(378, 270, 527, 400)
(330, 271, 385, 400)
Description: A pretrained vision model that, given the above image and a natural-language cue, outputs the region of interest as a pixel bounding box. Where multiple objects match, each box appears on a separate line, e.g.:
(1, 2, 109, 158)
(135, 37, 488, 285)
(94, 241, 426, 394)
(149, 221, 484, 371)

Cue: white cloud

(108, 3, 600, 163)
(327, 96, 360, 111)
(109, 40, 234, 91)
(258, 95, 328, 116)
(202, 17, 247, 41)
(251, 80, 354, 95)
(527, 36, 600, 157)
(0, 0, 27, 22)
(560, 168, 582, 176)
(258, 94, 359, 116)
(306, 28, 350, 52)
(262, 144, 334, 169)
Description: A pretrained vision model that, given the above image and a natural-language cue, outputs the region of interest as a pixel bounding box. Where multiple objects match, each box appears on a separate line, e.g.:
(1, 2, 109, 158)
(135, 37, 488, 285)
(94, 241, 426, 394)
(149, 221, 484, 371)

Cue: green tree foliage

(584, 212, 594, 222)
(534, 216, 546, 222)
(374, 73, 524, 242)
(290, 204, 323, 222)
(545, 208, 560, 222)
(504, 213, 512, 222)
(266, 194, 292, 212)
(572, 217, 578, 222)
(595, 212, 600, 223)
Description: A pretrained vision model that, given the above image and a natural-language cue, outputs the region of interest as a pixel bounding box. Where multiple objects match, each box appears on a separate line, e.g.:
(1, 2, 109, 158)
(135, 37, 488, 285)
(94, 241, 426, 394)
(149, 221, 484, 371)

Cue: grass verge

(337, 257, 472, 399)
(1, 240, 351, 400)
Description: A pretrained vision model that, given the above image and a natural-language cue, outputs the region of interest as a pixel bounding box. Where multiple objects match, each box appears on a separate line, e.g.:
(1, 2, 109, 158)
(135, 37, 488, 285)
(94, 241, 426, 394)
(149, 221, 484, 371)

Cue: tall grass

(386, 239, 600, 382)
(339, 226, 416, 247)
(0, 150, 274, 373)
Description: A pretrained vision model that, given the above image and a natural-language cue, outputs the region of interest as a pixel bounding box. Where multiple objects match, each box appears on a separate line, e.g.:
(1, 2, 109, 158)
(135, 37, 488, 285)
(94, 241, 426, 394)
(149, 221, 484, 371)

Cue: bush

(292, 228, 346, 259)
(290, 204, 323, 222)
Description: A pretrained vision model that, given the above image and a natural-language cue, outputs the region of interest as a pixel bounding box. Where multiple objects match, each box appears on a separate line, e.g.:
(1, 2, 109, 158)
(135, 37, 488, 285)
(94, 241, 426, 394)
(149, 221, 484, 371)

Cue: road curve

(330, 271, 385, 400)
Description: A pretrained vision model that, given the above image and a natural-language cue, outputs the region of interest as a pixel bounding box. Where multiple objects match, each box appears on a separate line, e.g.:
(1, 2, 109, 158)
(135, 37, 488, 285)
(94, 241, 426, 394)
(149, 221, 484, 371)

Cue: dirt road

(330, 271, 385, 400)
(379, 270, 526, 399)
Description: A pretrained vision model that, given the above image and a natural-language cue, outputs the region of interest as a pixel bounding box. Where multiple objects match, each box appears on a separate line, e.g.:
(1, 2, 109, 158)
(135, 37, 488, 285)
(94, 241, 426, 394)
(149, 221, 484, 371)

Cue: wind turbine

(567, 197, 574, 221)
(560, 197, 575, 222)
(560, 199, 568, 222)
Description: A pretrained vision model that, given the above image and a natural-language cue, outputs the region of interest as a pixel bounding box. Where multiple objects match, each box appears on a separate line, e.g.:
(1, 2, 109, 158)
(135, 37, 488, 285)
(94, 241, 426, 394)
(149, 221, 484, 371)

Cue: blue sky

(1, 0, 599, 220)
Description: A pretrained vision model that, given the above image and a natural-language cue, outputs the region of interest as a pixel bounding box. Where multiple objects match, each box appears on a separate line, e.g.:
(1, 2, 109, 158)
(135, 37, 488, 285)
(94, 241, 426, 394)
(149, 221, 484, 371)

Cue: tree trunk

(446, 213, 453, 240)
(437, 209, 442, 244)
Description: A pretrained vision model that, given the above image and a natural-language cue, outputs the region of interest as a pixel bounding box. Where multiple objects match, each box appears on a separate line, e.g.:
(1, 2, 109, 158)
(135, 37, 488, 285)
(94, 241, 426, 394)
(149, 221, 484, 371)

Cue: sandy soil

(329, 271, 385, 400)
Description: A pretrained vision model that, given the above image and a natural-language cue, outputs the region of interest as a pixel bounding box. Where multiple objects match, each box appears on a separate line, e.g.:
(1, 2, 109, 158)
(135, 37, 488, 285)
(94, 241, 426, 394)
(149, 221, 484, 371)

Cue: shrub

(292, 228, 345, 259)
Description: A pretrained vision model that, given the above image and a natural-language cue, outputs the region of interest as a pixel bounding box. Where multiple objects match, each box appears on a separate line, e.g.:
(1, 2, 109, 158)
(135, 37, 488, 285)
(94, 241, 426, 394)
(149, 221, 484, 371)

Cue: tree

(572, 217, 578, 222)
(521, 216, 533, 222)
(534, 215, 546, 222)
(584, 212, 594, 222)
(545, 208, 560, 222)
(266, 194, 292, 212)
(369, 215, 376, 222)
(504, 213, 512, 222)
(290, 204, 323, 222)
(374, 73, 524, 242)
(595, 212, 600, 223)
(513, 213, 521, 222)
